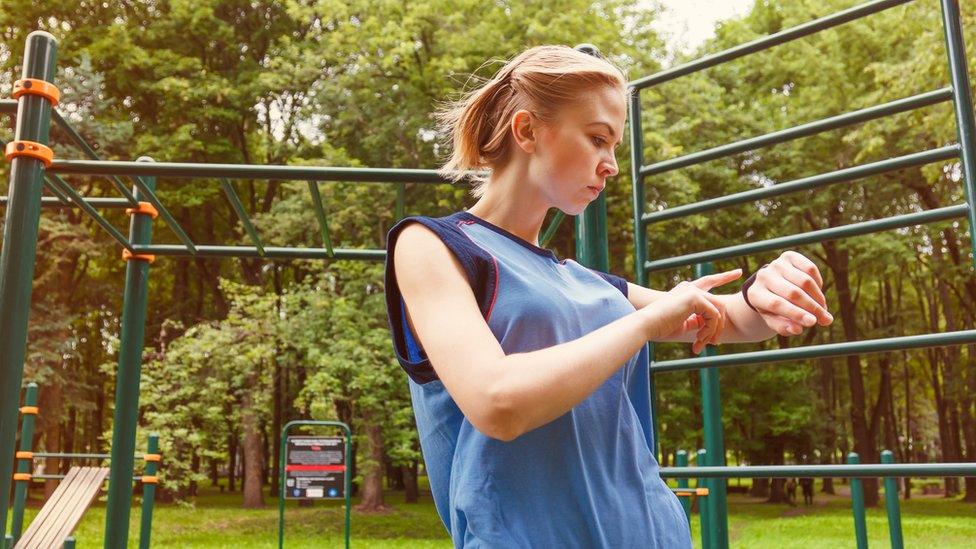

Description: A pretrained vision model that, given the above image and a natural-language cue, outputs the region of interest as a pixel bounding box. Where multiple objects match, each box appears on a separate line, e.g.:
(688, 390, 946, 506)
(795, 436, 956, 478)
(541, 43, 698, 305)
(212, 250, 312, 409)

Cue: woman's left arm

(626, 251, 833, 344)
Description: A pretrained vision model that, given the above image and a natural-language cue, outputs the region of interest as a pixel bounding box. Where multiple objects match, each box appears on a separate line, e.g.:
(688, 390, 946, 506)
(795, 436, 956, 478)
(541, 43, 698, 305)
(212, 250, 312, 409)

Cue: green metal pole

(0, 31, 57, 539)
(697, 449, 712, 549)
(63, 537, 75, 549)
(139, 434, 160, 549)
(848, 452, 868, 549)
(695, 263, 729, 549)
(10, 383, 38, 543)
(104, 157, 156, 549)
(939, 0, 976, 271)
(676, 450, 691, 521)
(881, 450, 903, 549)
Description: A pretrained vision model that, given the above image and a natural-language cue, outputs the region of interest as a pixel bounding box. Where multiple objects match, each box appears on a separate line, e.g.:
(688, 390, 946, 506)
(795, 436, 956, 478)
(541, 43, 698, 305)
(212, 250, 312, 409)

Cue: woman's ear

(511, 109, 536, 153)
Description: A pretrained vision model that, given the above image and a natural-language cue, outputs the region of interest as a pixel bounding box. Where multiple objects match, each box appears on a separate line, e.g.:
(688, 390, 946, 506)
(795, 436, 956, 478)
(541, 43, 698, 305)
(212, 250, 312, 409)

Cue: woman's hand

(642, 269, 742, 354)
(745, 251, 833, 336)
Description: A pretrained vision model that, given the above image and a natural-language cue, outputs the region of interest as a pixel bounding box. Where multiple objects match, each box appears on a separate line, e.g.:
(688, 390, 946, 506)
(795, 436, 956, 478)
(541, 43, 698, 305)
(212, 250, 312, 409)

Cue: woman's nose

(600, 155, 619, 177)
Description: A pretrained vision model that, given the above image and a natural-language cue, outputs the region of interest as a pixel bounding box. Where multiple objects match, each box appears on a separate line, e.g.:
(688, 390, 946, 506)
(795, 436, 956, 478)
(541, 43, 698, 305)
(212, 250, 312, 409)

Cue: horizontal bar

(131, 244, 385, 261)
(30, 474, 148, 482)
(642, 145, 961, 224)
(629, 0, 914, 90)
(50, 160, 459, 183)
(127, 176, 198, 254)
(652, 329, 976, 373)
(220, 179, 265, 256)
(50, 110, 140, 204)
(46, 175, 133, 251)
(0, 197, 133, 208)
(31, 452, 111, 459)
(645, 204, 968, 272)
(0, 99, 15, 113)
(641, 87, 952, 177)
(660, 463, 976, 479)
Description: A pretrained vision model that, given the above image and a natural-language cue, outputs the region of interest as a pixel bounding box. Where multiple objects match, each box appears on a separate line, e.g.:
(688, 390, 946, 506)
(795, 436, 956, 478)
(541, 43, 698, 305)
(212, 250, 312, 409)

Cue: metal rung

(630, 0, 914, 90)
(660, 463, 976, 479)
(640, 87, 952, 177)
(644, 204, 967, 272)
(131, 244, 385, 261)
(651, 329, 976, 373)
(642, 145, 961, 224)
(220, 179, 265, 256)
(45, 175, 133, 251)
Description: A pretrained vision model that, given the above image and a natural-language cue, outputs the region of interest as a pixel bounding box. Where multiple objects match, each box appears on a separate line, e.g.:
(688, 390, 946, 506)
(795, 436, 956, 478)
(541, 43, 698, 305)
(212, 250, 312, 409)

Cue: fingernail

(803, 314, 817, 326)
(791, 325, 802, 334)
(825, 312, 834, 322)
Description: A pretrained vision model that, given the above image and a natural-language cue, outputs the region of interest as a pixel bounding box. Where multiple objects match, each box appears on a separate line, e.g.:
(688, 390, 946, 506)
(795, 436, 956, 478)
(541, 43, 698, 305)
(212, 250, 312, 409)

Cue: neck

(466, 162, 550, 247)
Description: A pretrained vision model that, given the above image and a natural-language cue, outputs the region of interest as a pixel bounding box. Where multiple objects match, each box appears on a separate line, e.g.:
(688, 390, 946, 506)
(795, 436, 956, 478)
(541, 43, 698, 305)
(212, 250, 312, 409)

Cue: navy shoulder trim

(587, 267, 629, 297)
(384, 213, 498, 384)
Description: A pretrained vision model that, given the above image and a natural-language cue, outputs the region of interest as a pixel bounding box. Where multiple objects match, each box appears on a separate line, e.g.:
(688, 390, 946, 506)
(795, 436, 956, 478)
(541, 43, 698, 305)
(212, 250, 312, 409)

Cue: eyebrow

(587, 121, 623, 144)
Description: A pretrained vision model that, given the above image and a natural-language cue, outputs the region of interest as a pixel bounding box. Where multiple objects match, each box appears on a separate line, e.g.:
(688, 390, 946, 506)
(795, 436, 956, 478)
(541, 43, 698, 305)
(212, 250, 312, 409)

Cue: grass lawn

(6, 481, 975, 547)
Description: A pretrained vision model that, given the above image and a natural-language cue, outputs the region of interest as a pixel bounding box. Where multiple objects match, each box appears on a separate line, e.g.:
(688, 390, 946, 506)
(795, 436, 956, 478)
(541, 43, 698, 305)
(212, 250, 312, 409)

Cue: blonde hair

(437, 45, 627, 197)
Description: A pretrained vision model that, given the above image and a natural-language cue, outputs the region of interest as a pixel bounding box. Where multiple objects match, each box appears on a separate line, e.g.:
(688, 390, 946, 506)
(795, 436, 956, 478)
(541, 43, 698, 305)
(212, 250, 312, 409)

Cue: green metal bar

(652, 329, 976, 373)
(279, 420, 352, 549)
(641, 88, 952, 177)
(1, 197, 132, 208)
(63, 537, 75, 549)
(940, 0, 976, 273)
(42, 178, 71, 204)
(29, 474, 147, 481)
(306, 181, 334, 257)
(646, 204, 968, 272)
(658, 462, 976, 478)
(132, 244, 383, 261)
(139, 434, 159, 549)
(10, 383, 38, 543)
(49, 110, 139, 205)
(676, 450, 692, 521)
(575, 198, 609, 271)
(848, 453, 869, 549)
(104, 157, 156, 549)
(629, 0, 913, 90)
(881, 450, 904, 549)
(45, 174, 133, 251)
(126, 175, 198, 254)
(0, 31, 57, 540)
(50, 159, 456, 183)
(695, 265, 729, 549)
(220, 179, 265, 256)
(642, 146, 961, 225)
(538, 210, 565, 248)
(395, 183, 405, 220)
(697, 449, 712, 549)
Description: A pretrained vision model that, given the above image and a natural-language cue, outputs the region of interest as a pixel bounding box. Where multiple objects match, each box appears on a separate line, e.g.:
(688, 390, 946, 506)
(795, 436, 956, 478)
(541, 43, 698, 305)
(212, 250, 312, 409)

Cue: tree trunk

(241, 384, 265, 508)
(355, 414, 391, 512)
(227, 433, 238, 492)
(404, 462, 419, 503)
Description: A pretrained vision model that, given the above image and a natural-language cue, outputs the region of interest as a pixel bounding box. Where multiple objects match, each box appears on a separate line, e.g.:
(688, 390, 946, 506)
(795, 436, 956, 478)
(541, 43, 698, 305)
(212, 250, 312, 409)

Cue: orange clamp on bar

(15, 451, 33, 460)
(19, 406, 39, 415)
(12, 78, 60, 106)
(143, 453, 162, 463)
(126, 201, 159, 219)
(5, 140, 53, 167)
(122, 249, 156, 264)
(13, 473, 31, 481)
(141, 475, 159, 484)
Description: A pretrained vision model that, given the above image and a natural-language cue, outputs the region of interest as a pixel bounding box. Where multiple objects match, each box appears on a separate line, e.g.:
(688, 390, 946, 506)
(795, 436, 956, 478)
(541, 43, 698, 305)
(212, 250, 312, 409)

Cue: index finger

(691, 268, 743, 291)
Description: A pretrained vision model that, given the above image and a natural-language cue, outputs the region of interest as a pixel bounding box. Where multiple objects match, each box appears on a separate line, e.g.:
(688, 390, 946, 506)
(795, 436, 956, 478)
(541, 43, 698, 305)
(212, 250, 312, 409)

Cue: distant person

(386, 45, 833, 547)
(800, 477, 815, 505)
(785, 478, 798, 506)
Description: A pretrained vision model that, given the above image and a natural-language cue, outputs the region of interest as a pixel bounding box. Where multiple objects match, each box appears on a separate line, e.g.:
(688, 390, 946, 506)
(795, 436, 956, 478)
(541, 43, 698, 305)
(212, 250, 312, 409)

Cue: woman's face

(529, 85, 627, 216)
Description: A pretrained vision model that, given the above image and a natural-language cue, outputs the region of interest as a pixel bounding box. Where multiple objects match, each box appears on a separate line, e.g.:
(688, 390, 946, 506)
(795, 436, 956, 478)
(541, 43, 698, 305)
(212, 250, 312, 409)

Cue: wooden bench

(14, 466, 110, 549)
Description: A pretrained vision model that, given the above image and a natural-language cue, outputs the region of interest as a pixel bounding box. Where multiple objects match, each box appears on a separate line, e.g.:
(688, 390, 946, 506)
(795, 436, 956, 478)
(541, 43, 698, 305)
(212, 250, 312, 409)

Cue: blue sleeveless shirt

(385, 211, 691, 548)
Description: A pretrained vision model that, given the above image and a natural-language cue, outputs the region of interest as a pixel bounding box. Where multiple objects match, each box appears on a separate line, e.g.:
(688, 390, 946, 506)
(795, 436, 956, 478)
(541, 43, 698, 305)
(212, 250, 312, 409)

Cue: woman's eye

(591, 136, 607, 146)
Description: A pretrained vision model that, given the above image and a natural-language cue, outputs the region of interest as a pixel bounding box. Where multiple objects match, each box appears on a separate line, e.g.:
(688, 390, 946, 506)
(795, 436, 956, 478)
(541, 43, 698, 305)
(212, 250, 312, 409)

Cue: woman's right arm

(394, 223, 720, 441)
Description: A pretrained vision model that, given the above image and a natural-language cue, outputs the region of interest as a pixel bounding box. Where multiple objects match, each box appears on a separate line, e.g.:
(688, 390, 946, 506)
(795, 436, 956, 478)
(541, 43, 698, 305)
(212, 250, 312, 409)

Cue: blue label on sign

(293, 489, 301, 497)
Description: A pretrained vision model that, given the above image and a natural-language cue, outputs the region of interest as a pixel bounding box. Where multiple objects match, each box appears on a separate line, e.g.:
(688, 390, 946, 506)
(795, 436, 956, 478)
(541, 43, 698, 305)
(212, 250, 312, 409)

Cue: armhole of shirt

(385, 215, 498, 384)
(587, 267, 629, 298)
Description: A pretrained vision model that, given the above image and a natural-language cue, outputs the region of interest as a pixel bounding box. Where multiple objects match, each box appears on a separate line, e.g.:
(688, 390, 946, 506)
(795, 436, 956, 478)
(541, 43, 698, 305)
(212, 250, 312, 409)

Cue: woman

(384, 45, 832, 547)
